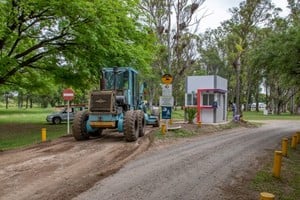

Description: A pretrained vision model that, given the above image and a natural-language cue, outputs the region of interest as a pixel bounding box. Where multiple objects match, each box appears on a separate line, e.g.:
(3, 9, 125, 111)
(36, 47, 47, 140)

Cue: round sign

(63, 88, 74, 101)
(161, 74, 173, 84)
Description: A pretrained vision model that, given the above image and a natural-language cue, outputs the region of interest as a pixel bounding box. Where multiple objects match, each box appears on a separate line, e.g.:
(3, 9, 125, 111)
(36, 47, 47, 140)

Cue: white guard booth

(185, 75, 228, 123)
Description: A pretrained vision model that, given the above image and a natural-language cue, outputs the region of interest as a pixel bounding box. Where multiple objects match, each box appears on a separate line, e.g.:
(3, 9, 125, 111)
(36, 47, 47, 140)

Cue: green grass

(0, 107, 69, 150)
(0, 108, 56, 124)
(251, 147, 300, 200)
(171, 109, 300, 121)
(242, 111, 300, 121)
(172, 108, 185, 120)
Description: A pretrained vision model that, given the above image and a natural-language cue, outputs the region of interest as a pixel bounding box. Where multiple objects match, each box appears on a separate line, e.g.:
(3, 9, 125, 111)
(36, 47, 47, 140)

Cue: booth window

(203, 93, 214, 106)
(186, 93, 197, 105)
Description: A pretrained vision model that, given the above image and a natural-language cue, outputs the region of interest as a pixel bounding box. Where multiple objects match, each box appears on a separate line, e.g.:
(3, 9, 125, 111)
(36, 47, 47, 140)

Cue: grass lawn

(0, 107, 69, 150)
(172, 109, 300, 121)
(252, 147, 300, 200)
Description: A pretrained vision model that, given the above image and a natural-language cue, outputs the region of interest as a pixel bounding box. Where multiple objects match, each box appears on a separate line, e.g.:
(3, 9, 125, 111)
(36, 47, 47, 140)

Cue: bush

(186, 107, 197, 124)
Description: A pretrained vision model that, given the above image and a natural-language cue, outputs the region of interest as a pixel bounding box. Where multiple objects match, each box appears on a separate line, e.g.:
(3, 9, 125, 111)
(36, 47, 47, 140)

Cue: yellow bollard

(197, 121, 202, 127)
(161, 124, 166, 135)
(260, 192, 275, 200)
(169, 119, 173, 125)
(296, 132, 300, 144)
(281, 138, 288, 157)
(272, 150, 282, 178)
(291, 135, 297, 149)
(41, 128, 47, 142)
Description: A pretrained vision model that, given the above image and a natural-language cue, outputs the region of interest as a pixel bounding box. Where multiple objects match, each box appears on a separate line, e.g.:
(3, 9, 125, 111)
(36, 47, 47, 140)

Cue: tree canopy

(0, 0, 155, 93)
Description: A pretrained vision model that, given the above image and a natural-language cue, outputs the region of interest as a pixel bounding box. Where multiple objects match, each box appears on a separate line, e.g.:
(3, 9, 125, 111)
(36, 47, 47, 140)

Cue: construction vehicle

(72, 67, 160, 142)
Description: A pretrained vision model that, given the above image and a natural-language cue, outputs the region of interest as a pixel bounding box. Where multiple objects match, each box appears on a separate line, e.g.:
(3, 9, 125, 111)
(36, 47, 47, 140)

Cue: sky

(199, 0, 289, 32)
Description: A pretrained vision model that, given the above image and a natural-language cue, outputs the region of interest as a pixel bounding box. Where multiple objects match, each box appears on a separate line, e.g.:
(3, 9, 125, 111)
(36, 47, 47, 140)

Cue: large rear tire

(124, 110, 139, 142)
(136, 110, 145, 137)
(72, 110, 90, 141)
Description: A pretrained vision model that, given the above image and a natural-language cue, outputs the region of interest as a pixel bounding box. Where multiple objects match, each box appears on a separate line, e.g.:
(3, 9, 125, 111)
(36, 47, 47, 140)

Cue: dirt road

(74, 121, 300, 200)
(0, 129, 154, 200)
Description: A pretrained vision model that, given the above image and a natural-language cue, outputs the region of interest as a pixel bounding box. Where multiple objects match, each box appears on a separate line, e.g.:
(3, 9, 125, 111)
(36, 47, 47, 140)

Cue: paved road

(74, 121, 300, 200)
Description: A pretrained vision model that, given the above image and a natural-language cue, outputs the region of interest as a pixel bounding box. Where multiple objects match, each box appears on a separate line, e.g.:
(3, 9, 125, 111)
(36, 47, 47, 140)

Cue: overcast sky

(199, 0, 289, 32)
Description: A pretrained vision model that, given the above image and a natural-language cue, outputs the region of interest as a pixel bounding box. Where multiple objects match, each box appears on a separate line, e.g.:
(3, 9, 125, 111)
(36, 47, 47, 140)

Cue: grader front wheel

(72, 110, 90, 141)
(136, 110, 145, 137)
(124, 110, 139, 142)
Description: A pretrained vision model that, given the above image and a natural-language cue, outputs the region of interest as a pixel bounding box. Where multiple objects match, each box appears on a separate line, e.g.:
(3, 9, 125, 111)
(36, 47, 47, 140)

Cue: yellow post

(161, 124, 166, 135)
(272, 150, 282, 178)
(169, 119, 173, 125)
(260, 192, 275, 200)
(281, 138, 288, 157)
(197, 121, 202, 127)
(291, 135, 297, 149)
(41, 128, 47, 142)
(296, 132, 300, 144)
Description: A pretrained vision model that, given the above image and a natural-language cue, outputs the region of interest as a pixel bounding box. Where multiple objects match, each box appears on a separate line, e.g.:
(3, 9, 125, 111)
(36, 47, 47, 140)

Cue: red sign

(63, 88, 74, 101)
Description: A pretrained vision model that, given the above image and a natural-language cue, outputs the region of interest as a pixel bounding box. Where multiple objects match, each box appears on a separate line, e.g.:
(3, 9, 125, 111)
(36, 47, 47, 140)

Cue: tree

(140, 0, 206, 106)
(220, 0, 280, 114)
(250, 23, 300, 114)
(0, 0, 155, 97)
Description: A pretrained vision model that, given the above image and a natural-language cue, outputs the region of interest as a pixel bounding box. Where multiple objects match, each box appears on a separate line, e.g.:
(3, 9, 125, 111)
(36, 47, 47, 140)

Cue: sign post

(160, 74, 173, 132)
(63, 88, 74, 134)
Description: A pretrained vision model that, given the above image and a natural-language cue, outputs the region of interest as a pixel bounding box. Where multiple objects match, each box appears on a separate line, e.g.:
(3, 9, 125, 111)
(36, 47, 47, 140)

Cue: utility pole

(167, 0, 171, 74)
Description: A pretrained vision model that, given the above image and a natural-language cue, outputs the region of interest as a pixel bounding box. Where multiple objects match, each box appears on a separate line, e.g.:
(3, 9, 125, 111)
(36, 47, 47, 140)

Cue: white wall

(201, 109, 214, 123)
(186, 75, 227, 93)
(216, 76, 227, 91)
(186, 76, 214, 93)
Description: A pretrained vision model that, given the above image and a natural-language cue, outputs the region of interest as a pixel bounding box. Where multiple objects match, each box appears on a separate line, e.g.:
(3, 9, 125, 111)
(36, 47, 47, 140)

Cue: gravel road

(74, 120, 300, 200)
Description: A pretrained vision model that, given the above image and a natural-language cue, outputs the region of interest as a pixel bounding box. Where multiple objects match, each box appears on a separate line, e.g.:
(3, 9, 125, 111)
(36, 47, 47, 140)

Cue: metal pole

(167, 0, 171, 73)
(67, 100, 70, 134)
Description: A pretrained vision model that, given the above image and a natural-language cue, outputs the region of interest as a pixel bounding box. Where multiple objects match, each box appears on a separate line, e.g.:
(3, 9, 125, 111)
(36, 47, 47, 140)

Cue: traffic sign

(159, 96, 174, 106)
(161, 74, 173, 84)
(162, 84, 172, 96)
(63, 88, 74, 101)
(162, 106, 172, 119)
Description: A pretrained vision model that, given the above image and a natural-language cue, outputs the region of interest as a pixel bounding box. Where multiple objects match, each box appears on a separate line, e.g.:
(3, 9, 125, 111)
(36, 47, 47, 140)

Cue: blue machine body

(85, 67, 159, 134)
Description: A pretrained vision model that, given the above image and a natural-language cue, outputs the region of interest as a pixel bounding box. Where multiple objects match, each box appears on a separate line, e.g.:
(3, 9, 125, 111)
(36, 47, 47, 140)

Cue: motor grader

(72, 67, 159, 142)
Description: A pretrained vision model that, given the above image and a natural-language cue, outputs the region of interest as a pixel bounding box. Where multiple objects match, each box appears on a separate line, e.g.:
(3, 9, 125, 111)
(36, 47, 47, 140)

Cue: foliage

(0, 0, 156, 107)
(185, 107, 197, 123)
(249, 23, 300, 114)
(140, 0, 205, 106)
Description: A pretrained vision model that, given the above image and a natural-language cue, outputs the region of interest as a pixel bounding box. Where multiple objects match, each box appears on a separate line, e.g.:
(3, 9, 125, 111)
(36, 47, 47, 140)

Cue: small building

(185, 75, 228, 123)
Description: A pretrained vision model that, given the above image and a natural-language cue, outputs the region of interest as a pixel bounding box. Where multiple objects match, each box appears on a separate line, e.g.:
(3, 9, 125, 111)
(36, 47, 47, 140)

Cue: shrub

(186, 107, 197, 124)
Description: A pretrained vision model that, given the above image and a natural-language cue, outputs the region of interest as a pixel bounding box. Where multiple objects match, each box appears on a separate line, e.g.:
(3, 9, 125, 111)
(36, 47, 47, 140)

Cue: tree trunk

(235, 56, 241, 116)
(30, 98, 33, 108)
(255, 86, 259, 112)
(26, 95, 29, 109)
(18, 93, 23, 108)
(5, 94, 9, 109)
